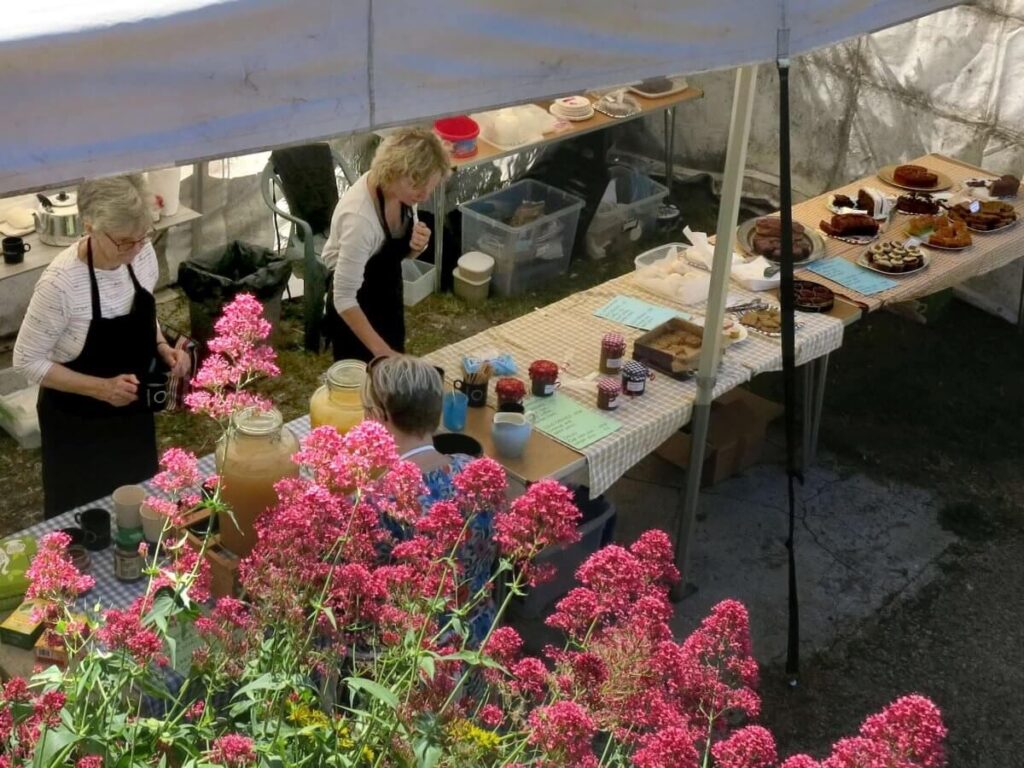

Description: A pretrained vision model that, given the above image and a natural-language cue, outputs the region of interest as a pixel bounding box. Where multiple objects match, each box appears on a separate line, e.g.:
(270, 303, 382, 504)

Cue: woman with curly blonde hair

(322, 127, 450, 361)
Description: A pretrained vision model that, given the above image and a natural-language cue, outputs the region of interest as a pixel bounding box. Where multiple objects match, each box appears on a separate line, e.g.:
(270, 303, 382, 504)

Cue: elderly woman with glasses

(14, 174, 190, 518)
(362, 354, 496, 648)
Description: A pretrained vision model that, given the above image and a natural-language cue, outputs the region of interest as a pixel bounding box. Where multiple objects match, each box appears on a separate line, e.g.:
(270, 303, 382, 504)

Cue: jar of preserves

(596, 378, 622, 411)
(621, 361, 651, 397)
(216, 408, 300, 557)
(495, 377, 527, 408)
(310, 360, 367, 434)
(528, 360, 560, 397)
(599, 332, 626, 374)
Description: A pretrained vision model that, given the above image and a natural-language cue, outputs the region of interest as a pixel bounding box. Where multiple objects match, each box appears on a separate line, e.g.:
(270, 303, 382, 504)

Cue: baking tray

(632, 317, 704, 381)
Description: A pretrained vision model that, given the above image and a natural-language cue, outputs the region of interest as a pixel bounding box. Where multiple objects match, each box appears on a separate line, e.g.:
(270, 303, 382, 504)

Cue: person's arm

(407, 220, 431, 260)
(333, 212, 395, 357)
(13, 273, 139, 406)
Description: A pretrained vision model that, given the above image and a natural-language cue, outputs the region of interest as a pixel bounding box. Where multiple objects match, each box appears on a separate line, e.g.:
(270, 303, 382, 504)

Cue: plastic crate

(586, 167, 669, 259)
(402, 258, 435, 306)
(460, 180, 584, 296)
(509, 491, 616, 619)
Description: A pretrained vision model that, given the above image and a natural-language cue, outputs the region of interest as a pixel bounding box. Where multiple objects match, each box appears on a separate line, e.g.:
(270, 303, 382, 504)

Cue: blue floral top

(386, 454, 496, 649)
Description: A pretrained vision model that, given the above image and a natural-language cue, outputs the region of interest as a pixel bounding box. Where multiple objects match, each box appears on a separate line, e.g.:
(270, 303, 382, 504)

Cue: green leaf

(418, 655, 436, 680)
(233, 672, 284, 701)
(34, 726, 79, 767)
(344, 676, 399, 709)
(414, 740, 443, 768)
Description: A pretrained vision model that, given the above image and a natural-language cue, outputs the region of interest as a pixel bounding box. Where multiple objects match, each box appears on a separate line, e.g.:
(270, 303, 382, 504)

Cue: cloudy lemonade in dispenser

(310, 360, 367, 434)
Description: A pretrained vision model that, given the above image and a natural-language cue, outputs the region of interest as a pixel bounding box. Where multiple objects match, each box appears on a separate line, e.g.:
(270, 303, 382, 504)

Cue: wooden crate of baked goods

(632, 317, 704, 380)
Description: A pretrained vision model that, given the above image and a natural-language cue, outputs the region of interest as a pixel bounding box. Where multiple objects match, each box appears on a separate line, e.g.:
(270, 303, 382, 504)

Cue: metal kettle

(34, 191, 81, 246)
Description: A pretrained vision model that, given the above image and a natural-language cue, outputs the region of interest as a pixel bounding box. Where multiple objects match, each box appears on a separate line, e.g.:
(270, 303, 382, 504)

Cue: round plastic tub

(457, 250, 495, 281)
(453, 267, 490, 305)
(434, 116, 480, 158)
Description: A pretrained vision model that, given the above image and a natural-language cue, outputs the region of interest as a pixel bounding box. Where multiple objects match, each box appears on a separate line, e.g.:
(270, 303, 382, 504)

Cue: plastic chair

(260, 147, 356, 351)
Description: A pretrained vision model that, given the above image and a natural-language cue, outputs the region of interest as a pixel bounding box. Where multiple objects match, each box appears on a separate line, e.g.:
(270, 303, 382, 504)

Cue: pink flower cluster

(783, 695, 947, 768)
(184, 293, 278, 423)
(25, 531, 95, 620)
(207, 733, 257, 767)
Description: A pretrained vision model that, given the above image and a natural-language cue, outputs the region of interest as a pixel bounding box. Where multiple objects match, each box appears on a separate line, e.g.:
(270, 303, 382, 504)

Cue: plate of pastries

(906, 214, 973, 249)
(792, 280, 835, 313)
(878, 163, 954, 193)
(737, 216, 825, 265)
(858, 242, 929, 275)
(963, 174, 1020, 199)
(947, 200, 1017, 232)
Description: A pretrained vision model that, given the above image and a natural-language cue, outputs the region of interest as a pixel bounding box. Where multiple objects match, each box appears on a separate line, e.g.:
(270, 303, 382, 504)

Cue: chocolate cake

(893, 164, 939, 188)
(990, 175, 1020, 198)
(819, 213, 880, 238)
(896, 192, 940, 215)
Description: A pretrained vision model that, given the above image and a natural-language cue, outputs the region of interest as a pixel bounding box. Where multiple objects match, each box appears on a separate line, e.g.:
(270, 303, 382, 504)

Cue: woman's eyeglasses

(104, 230, 152, 253)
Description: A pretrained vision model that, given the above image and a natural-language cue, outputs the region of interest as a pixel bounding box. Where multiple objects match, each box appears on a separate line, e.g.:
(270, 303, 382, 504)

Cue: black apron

(326, 185, 411, 362)
(36, 239, 160, 518)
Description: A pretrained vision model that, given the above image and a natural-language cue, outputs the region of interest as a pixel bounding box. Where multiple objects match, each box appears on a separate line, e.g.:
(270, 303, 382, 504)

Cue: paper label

(544, 384, 555, 395)
(605, 356, 623, 370)
(969, 200, 981, 213)
(626, 380, 645, 393)
(607, 395, 621, 409)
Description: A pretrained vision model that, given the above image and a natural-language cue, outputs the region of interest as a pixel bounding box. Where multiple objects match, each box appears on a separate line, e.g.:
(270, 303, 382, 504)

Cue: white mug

(112, 484, 145, 529)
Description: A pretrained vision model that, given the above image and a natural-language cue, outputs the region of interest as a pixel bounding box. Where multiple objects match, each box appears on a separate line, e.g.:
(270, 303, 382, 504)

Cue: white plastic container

(634, 242, 689, 271)
(586, 167, 668, 260)
(145, 168, 182, 217)
(0, 368, 40, 450)
(460, 179, 584, 296)
(402, 258, 435, 306)
(453, 267, 490, 305)
(457, 251, 495, 282)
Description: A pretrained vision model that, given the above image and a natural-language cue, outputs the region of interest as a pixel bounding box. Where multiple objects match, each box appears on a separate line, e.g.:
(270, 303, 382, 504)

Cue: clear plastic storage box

(460, 180, 584, 296)
(586, 166, 669, 259)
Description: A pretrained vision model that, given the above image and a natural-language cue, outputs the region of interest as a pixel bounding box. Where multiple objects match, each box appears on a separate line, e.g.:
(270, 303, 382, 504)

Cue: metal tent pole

(671, 65, 759, 598)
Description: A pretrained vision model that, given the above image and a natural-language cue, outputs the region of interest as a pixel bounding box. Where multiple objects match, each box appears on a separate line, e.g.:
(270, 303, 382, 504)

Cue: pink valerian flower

(711, 726, 778, 768)
(97, 601, 166, 666)
(528, 700, 599, 768)
(628, 530, 680, 587)
(452, 457, 508, 511)
(369, 459, 427, 526)
(821, 736, 896, 768)
(483, 626, 523, 668)
(479, 704, 504, 729)
(493, 479, 581, 581)
(186, 699, 206, 722)
(780, 757, 821, 768)
(509, 657, 549, 700)
(76, 758, 103, 768)
(207, 732, 258, 767)
(858, 695, 947, 768)
(26, 531, 95, 607)
(630, 726, 700, 768)
(185, 294, 278, 423)
(151, 447, 201, 494)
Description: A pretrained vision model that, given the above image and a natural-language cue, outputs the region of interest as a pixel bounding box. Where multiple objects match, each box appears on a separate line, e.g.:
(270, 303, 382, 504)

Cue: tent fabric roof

(0, 0, 960, 195)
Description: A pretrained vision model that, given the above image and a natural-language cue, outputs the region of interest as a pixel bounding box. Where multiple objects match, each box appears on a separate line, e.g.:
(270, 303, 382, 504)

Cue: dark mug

(497, 402, 526, 414)
(454, 379, 488, 408)
(74, 508, 111, 551)
(2, 236, 30, 265)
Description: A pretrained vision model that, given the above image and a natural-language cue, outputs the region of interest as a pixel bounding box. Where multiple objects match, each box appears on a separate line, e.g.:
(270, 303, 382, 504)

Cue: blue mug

(442, 391, 469, 432)
(491, 411, 535, 459)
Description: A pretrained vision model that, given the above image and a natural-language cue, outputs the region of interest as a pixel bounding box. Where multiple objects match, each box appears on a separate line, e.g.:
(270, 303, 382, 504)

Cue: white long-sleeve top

(13, 242, 159, 385)
(322, 173, 391, 315)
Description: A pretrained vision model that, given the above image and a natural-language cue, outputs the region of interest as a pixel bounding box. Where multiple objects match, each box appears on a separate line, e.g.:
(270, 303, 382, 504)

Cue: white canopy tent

(1, 0, 966, 673)
(0, 0, 959, 196)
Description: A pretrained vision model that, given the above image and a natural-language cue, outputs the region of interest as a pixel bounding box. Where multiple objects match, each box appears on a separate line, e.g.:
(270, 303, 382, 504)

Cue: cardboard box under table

(656, 389, 783, 487)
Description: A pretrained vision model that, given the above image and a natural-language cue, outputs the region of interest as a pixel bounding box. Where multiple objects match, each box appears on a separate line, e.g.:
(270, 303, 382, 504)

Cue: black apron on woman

(36, 240, 159, 518)
(326, 186, 412, 362)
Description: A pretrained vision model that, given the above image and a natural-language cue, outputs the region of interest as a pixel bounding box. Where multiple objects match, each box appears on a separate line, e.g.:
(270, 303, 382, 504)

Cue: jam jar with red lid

(599, 332, 627, 374)
(495, 377, 527, 408)
(528, 360, 560, 397)
(621, 360, 651, 396)
(596, 378, 622, 411)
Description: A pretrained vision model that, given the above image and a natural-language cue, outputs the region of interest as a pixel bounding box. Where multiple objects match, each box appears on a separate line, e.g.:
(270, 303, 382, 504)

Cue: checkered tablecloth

(791, 154, 1024, 311)
(21, 416, 317, 613)
(425, 270, 843, 496)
